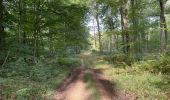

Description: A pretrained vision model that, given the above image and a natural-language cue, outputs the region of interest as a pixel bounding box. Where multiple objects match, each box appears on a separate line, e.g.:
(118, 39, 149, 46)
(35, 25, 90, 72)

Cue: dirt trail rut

(52, 68, 136, 100)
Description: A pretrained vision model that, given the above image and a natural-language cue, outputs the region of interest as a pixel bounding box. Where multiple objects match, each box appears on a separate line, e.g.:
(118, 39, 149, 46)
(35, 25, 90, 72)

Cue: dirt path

(52, 54, 137, 100)
(52, 68, 92, 100)
(52, 68, 136, 100)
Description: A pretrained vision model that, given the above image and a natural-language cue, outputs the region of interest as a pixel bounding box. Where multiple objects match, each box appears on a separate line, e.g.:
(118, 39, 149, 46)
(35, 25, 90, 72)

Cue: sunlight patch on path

(64, 80, 91, 100)
(52, 69, 93, 100)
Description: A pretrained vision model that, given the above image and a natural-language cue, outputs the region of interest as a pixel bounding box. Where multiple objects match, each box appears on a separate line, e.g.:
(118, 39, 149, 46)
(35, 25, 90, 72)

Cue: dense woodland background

(0, 0, 170, 99)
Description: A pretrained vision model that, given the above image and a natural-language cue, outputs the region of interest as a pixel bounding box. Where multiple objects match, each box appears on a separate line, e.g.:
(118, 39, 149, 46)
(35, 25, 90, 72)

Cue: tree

(122, 0, 130, 57)
(120, 6, 126, 54)
(0, 0, 5, 51)
(159, 0, 168, 53)
(95, 3, 103, 53)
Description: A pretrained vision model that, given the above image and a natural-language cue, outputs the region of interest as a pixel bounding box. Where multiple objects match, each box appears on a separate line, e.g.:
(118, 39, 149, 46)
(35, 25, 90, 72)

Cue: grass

(94, 59, 170, 100)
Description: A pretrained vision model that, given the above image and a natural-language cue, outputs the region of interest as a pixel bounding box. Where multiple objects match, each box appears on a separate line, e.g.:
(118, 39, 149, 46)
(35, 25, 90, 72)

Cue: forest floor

(1, 52, 169, 99)
(52, 53, 137, 100)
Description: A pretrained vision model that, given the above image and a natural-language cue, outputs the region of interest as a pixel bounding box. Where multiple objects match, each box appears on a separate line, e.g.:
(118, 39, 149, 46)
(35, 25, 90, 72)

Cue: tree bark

(96, 13, 102, 53)
(0, 0, 5, 51)
(122, 1, 130, 57)
(33, 0, 41, 57)
(131, 0, 141, 58)
(93, 19, 96, 49)
(22, 1, 26, 45)
(120, 7, 126, 54)
(159, 0, 168, 53)
(17, 0, 23, 44)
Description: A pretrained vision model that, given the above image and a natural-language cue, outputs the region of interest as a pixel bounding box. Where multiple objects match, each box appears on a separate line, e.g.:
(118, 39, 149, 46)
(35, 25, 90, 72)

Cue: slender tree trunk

(123, 8, 130, 57)
(49, 28, 53, 54)
(17, 0, 23, 44)
(116, 34, 119, 50)
(121, 0, 131, 57)
(96, 13, 102, 53)
(0, 0, 5, 51)
(93, 19, 96, 49)
(33, 0, 40, 57)
(159, 0, 167, 53)
(23, 32, 26, 44)
(131, 0, 140, 58)
(120, 7, 126, 54)
(33, 1, 36, 57)
(109, 34, 112, 53)
(22, 1, 26, 45)
(146, 32, 149, 52)
(114, 35, 118, 50)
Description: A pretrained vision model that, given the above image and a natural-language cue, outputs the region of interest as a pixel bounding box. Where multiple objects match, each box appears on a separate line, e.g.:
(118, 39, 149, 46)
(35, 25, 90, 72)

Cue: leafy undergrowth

(104, 53, 170, 74)
(94, 59, 170, 100)
(0, 56, 80, 100)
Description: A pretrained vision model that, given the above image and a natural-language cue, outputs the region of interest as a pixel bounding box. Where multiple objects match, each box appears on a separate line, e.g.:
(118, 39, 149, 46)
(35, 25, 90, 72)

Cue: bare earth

(52, 68, 137, 100)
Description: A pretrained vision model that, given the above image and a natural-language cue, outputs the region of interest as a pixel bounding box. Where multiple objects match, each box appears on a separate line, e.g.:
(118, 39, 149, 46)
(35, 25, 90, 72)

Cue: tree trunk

(120, 7, 126, 54)
(22, 1, 26, 45)
(123, 7, 130, 57)
(17, 0, 23, 44)
(109, 34, 112, 53)
(33, 0, 41, 57)
(96, 13, 102, 53)
(159, 0, 168, 53)
(131, 0, 141, 58)
(120, 0, 131, 57)
(93, 19, 96, 49)
(0, 0, 5, 51)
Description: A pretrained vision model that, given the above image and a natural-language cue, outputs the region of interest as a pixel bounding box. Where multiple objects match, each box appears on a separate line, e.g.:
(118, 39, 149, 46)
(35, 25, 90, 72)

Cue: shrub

(133, 54, 170, 74)
(153, 55, 170, 74)
(57, 57, 81, 67)
(104, 54, 134, 66)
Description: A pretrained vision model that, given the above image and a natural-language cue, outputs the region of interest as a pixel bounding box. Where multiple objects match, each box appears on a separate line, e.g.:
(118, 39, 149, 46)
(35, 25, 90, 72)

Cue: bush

(1, 55, 79, 99)
(133, 54, 170, 74)
(91, 49, 97, 53)
(1, 57, 59, 81)
(104, 54, 134, 66)
(57, 57, 81, 67)
(1, 55, 81, 82)
(0, 57, 31, 77)
(153, 55, 170, 74)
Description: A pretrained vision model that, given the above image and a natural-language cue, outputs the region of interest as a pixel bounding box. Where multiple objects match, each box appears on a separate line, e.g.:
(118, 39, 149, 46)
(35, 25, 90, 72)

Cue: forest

(0, 0, 170, 100)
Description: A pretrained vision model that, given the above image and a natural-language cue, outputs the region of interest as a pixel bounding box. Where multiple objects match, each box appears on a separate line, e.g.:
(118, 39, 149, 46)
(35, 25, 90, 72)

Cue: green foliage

(104, 54, 134, 67)
(91, 49, 97, 52)
(1, 0, 170, 99)
(0, 55, 81, 99)
(94, 56, 169, 99)
(15, 86, 46, 100)
(103, 53, 170, 74)
(133, 54, 170, 74)
(154, 54, 170, 74)
(114, 72, 169, 99)
(1, 0, 90, 59)
(57, 57, 81, 67)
